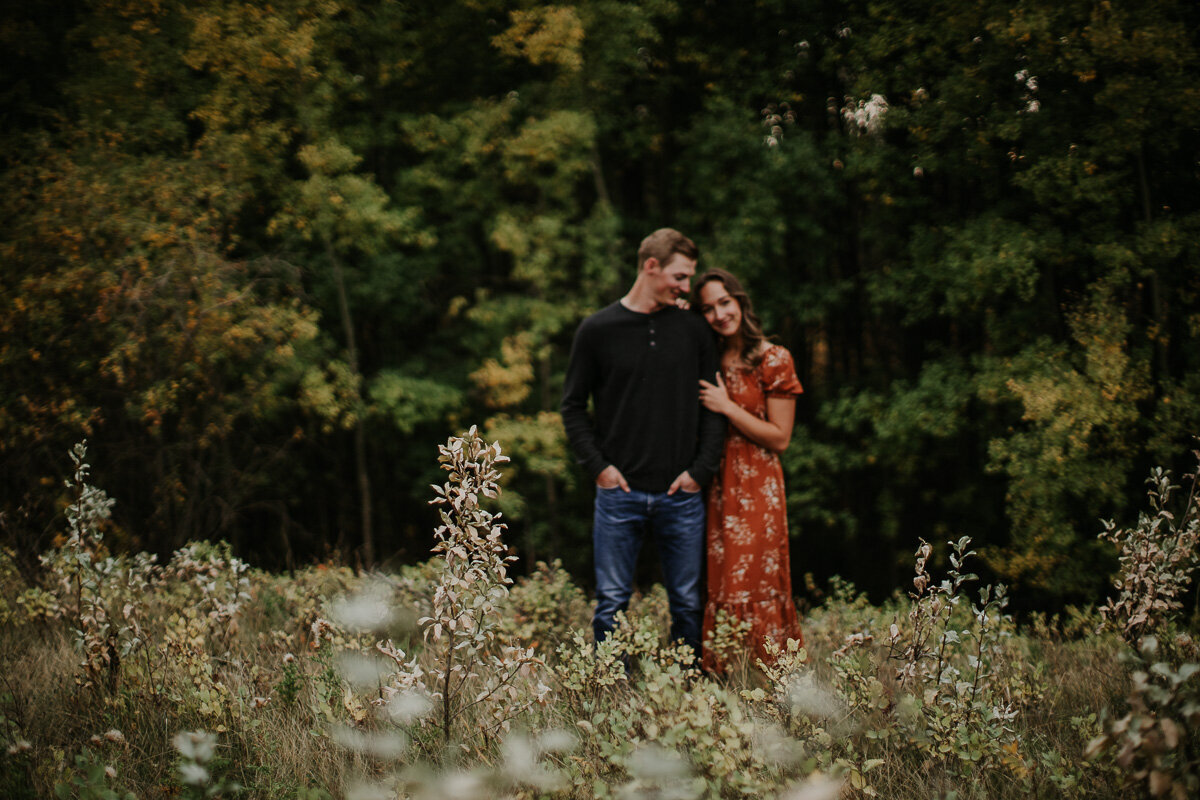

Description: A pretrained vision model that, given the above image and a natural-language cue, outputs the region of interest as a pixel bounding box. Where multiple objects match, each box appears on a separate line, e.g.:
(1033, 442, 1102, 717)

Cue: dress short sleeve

(761, 344, 803, 397)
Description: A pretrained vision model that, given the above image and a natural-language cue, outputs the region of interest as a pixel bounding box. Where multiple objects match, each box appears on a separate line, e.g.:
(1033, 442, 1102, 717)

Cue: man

(560, 228, 725, 657)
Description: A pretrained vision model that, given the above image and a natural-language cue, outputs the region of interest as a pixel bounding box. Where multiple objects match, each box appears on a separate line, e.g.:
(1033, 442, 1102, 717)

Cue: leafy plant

(1090, 451, 1200, 800)
(412, 426, 550, 748)
(1099, 457, 1200, 648)
(53, 748, 134, 800)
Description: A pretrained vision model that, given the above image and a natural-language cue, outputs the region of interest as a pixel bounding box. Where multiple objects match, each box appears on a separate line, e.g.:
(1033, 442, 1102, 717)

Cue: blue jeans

(592, 487, 706, 655)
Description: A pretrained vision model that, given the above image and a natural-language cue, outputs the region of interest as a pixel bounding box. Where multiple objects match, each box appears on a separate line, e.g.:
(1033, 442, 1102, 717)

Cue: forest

(3, 0, 1200, 609)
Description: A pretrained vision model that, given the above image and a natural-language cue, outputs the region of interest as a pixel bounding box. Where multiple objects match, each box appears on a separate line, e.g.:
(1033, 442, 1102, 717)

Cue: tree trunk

(326, 241, 374, 566)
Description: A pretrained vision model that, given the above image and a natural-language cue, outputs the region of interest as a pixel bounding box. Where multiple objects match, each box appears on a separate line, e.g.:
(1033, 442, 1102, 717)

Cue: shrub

(1090, 452, 1200, 800)
(1098, 459, 1200, 648)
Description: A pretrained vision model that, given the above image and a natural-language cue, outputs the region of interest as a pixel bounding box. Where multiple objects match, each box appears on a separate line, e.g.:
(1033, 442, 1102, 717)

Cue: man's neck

(620, 282, 666, 314)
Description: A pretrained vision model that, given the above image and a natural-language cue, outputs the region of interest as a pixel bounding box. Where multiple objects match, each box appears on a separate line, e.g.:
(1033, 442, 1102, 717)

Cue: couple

(560, 228, 803, 672)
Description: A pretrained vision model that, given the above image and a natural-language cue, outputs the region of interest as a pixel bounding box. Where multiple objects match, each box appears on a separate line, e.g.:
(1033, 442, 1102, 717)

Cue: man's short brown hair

(637, 228, 698, 270)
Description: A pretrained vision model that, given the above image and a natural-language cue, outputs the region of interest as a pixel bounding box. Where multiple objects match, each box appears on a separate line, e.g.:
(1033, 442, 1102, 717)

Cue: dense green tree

(2, 0, 1198, 605)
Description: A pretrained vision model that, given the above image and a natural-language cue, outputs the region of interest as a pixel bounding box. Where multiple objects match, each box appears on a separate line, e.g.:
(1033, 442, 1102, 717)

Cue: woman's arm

(699, 374, 796, 453)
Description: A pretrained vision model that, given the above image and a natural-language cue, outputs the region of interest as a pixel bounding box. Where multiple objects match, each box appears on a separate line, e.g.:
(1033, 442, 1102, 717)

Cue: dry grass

(3, 439, 1194, 799)
(0, 561, 1144, 800)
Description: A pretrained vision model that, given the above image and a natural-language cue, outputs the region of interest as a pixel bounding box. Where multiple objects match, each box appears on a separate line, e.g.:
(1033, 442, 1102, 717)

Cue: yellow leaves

(298, 140, 362, 175)
(998, 737, 1031, 778)
(470, 333, 536, 410)
(300, 361, 362, 433)
(502, 111, 597, 183)
(484, 412, 569, 480)
(493, 7, 585, 73)
(343, 686, 370, 725)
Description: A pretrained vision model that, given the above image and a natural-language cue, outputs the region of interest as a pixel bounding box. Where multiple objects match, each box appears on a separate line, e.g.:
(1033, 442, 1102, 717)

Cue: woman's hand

(699, 373, 733, 416)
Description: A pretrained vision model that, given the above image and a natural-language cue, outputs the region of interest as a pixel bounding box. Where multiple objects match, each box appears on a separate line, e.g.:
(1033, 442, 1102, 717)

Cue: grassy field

(0, 434, 1196, 799)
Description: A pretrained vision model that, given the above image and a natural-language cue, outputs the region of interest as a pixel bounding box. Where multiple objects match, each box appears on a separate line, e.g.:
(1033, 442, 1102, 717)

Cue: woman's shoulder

(757, 343, 803, 395)
(758, 342, 794, 367)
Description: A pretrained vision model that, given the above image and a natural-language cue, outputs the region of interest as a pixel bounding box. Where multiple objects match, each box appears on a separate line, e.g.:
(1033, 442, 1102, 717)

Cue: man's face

(646, 252, 697, 308)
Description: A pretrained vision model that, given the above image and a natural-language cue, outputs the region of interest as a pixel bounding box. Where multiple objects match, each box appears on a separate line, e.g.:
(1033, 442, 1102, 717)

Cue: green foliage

(4, 0, 1200, 600)
(53, 748, 135, 800)
(368, 372, 464, 435)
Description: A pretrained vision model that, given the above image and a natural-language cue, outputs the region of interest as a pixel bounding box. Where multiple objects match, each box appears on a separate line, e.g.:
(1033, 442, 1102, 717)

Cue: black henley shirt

(560, 301, 726, 492)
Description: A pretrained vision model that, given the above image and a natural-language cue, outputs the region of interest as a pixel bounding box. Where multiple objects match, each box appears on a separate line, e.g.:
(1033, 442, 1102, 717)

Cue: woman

(692, 268, 804, 671)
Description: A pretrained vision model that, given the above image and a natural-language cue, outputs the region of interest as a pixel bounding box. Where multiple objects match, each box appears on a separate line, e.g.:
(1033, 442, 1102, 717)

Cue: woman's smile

(698, 281, 743, 339)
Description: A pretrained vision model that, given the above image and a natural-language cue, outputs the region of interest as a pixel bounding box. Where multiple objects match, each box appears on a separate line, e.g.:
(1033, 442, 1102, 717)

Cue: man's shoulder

(663, 307, 715, 337)
(577, 301, 627, 331)
(587, 300, 625, 318)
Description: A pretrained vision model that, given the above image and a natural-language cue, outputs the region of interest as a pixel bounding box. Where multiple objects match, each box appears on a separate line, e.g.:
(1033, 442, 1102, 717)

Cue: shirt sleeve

(688, 325, 726, 486)
(762, 345, 804, 398)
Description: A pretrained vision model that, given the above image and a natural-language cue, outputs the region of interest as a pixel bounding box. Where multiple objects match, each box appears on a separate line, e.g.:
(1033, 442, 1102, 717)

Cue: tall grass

(1, 435, 1197, 798)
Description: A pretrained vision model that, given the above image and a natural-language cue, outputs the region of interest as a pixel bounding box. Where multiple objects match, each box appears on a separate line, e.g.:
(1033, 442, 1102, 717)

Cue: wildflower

(346, 781, 393, 800)
(501, 734, 566, 791)
(103, 729, 125, 744)
(331, 726, 408, 759)
(336, 652, 391, 688)
(841, 93, 889, 135)
(330, 588, 395, 634)
(7, 739, 32, 755)
(537, 729, 577, 753)
(779, 775, 844, 800)
(459, 772, 498, 797)
(785, 673, 845, 720)
(172, 730, 217, 763)
(637, 743, 691, 780)
(179, 762, 210, 786)
(385, 690, 432, 723)
(104, 765, 117, 779)
(310, 617, 336, 648)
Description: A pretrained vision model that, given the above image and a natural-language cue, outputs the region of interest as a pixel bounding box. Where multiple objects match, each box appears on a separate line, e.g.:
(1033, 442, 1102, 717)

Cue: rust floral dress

(702, 343, 804, 671)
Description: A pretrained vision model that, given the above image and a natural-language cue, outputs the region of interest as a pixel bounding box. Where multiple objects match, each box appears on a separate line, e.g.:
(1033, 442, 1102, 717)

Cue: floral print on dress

(702, 344, 804, 671)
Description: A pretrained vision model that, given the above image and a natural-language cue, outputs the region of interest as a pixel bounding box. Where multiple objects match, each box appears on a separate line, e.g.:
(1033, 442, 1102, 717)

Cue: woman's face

(697, 280, 742, 339)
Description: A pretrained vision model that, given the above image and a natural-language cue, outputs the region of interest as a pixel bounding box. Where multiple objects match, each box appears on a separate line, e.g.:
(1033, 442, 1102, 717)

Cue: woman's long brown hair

(691, 268, 769, 367)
